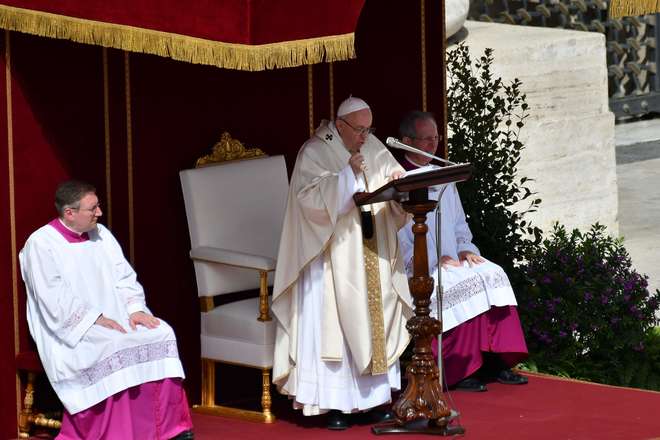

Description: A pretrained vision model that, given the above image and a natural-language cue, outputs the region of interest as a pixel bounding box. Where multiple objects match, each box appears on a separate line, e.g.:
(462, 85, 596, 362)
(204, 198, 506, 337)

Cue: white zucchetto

(337, 96, 370, 118)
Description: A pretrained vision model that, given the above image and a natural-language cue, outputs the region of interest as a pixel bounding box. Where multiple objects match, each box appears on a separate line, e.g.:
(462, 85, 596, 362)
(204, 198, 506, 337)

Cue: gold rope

(609, 0, 660, 18)
(0, 5, 356, 71)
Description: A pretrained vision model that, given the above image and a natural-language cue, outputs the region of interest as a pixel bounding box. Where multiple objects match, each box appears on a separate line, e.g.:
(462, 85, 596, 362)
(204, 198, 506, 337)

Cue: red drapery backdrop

(0, 1, 448, 438)
(1, 0, 364, 44)
(0, 1, 366, 71)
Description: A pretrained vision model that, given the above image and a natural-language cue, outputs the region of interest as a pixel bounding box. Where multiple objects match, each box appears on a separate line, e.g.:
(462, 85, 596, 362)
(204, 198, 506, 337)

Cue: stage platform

(20, 372, 660, 439)
(190, 372, 660, 440)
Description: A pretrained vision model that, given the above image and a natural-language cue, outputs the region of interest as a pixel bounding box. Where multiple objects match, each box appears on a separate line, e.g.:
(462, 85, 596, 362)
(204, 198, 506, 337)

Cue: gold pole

(124, 51, 135, 265)
(420, 0, 428, 112)
(5, 30, 21, 438)
(102, 47, 112, 229)
(329, 62, 335, 120)
(307, 64, 314, 137)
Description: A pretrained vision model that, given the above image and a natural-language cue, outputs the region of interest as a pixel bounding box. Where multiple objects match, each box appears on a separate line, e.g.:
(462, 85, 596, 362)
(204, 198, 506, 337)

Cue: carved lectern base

(352, 166, 474, 437)
(372, 416, 465, 436)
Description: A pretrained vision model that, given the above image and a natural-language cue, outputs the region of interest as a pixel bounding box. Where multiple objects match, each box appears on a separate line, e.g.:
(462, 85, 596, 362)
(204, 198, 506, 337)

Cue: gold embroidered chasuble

(272, 120, 412, 393)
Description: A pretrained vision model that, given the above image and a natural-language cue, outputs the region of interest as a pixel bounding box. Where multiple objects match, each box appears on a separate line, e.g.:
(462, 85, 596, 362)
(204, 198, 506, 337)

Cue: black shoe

(366, 407, 396, 424)
(497, 369, 528, 385)
(327, 410, 350, 430)
(453, 376, 488, 392)
(170, 430, 194, 440)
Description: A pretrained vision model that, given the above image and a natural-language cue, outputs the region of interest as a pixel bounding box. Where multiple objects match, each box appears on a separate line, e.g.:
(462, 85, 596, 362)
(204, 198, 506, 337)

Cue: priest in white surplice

(272, 97, 413, 430)
(19, 180, 193, 440)
(397, 111, 528, 392)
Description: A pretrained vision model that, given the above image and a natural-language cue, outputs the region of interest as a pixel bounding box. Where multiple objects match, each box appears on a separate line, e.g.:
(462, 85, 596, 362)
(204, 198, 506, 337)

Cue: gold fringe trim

(0, 5, 356, 71)
(609, 0, 660, 18)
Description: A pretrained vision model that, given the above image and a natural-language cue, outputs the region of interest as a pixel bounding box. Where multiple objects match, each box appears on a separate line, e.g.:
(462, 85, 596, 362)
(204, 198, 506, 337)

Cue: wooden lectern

(354, 163, 472, 435)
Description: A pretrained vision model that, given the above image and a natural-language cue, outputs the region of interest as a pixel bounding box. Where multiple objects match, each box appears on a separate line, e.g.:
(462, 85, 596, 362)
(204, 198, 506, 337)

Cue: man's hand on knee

(458, 251, 484, 267)
(129, 311, 161, 331)
(441, 255, 461, 267)
(95, 314, 127, 333)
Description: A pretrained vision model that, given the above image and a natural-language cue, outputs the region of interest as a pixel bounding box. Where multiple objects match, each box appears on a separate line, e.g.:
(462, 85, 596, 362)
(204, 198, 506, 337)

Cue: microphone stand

(434, 185, 461, 424)
(432, 185, 448, 387)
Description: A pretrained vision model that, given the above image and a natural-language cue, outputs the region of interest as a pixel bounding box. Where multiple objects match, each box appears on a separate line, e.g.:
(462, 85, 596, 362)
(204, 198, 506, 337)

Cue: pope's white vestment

(272, 121, 413, 415)
(19, 222, 185, 414)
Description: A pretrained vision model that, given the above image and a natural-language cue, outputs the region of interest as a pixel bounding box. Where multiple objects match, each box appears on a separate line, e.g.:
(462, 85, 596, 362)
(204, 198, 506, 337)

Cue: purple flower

(610, 316, 620, 325)
(540, 332, 552, 344)
(600, 296, 608, 305)
(559, 330, 567, 338)
(541, 276, 552, 285)
(584, 292, 593, 301)
(570, 322, 578, 331)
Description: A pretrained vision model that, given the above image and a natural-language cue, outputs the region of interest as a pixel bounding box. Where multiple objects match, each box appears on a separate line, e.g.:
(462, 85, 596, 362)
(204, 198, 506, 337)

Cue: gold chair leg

(193, 360, 276, 423)
(17, 372, 62, 438)
(257, 271, 271, 322)
(18, 372, 35, 438)
(201, 358, 216, 407)
(261, 368, 275, 423)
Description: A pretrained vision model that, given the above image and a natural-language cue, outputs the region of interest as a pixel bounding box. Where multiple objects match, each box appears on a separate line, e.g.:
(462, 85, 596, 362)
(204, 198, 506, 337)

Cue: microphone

(385, 137, 455, 166)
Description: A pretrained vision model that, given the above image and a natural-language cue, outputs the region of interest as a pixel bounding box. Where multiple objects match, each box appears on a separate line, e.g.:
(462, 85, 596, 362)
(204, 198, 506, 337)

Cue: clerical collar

(48, 218, 90, 243)
(404, 154, 428, 169)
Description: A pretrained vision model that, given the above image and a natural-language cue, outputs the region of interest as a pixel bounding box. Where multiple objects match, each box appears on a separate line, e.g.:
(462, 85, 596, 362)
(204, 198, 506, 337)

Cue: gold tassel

(0, 5, 356, 71)
(609, 0, 660, 18)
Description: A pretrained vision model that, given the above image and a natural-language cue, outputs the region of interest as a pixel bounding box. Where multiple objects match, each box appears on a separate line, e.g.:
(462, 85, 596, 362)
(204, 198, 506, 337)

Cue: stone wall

(450, 21, 618, 235)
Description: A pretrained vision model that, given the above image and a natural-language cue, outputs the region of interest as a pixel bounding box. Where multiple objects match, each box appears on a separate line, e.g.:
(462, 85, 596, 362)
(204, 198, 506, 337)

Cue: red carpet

(192, 373, 660, 440)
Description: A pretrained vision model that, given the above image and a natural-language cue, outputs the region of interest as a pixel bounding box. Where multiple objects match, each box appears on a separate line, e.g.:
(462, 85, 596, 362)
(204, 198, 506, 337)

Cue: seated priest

(271, 97, 413, 430)
(19, 180, 193, 440)
(396, 111, 529, 392)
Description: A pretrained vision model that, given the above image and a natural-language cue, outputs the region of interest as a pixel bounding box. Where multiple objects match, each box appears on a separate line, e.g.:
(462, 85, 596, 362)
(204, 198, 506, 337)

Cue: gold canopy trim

(609, 0, 660, 18)
(0, 5, 356, 71)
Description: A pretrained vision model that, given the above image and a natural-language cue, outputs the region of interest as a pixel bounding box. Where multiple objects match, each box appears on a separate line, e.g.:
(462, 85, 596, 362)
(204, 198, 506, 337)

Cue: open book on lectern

(353, 162, 473, 206)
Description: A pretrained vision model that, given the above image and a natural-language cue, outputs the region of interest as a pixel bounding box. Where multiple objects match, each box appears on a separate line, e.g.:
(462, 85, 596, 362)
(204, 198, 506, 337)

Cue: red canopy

(0, 0, 365, 70)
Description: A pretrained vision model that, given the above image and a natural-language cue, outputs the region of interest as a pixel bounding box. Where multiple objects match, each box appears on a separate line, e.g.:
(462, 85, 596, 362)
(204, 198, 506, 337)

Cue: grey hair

(399, 110, 436, 139)
(55, 180, 96, 216)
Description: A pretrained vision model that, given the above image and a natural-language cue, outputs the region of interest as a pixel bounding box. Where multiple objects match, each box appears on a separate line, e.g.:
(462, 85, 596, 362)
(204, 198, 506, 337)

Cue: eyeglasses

(413, 135, 441, 143)
(70, 203, 101, 214)
(339, 118, 376, 136)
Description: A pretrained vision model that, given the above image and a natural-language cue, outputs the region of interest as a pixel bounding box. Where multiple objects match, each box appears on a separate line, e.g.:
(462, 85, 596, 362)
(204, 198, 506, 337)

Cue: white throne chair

(179, 132, 288, 423)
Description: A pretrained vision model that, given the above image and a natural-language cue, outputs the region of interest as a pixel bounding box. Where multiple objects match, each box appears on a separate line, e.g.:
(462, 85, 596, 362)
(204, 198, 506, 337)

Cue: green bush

(446, 43, 542, 283)
(519, 223, 660, 387)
